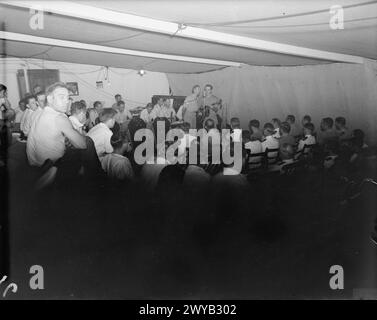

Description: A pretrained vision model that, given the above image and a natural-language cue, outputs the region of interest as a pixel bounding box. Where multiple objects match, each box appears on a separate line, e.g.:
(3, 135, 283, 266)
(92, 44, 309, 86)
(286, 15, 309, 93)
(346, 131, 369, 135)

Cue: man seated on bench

(27, 82, 101, 185)
(270, 143, 297, 174)
(297, 122, 316, 152)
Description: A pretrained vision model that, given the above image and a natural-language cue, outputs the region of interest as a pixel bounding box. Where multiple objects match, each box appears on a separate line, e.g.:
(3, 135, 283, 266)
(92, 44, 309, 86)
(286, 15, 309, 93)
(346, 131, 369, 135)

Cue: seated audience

(80, 99, 87, 108)
(14, 99, 26, 131)
(230, 117, 242, 141)
(244, 133, 263, 155)
(323, 139, 340, 170)
(69, 101, 87, 135)
(140, 103, 155, 125)
(248, 119, 263, 141)
(87, 101, 103, 130)
(351, 129, 368, 150)
(36, 91, 46, 109)
(279, 121, 296, 156)
(297, 122, 316, 152)
(271, 143, 297, 174)
(87, 108, 117, 158)
(157, 98, 176, 121)
(100, 133, 134, 181)
(20, 95, 41, 138)
(115, 100, 132, 124)
(203, 118, 221, 146)
(285, 115, 301, 138)
(301, 115, 312, 127)
(152, 97, 164, 116)
(261, 123, 279, 152)
(242, 130, 251, 144)
(272, 118, 281, 138)
(112, 94, 122, 109)
(245, 133, 263, 170)
(230, 117, 241, 130)
(27, 82, 100, 180)
(177, 122, 197, 160)
(335, 116, 352, 141)
(317, 117, 338, 146)
(129, 116, 148, 149)
(32, 84, 43, 96)
(152, 117, 171, 157)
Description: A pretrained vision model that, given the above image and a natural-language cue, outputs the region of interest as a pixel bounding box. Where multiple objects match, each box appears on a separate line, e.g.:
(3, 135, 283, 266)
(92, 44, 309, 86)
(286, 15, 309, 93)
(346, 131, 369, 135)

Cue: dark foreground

(3, 141, 377, 299)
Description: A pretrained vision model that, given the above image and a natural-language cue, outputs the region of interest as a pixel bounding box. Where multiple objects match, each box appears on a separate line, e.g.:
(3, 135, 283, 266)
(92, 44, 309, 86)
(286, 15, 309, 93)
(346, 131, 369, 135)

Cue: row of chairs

(246, 144, 317, 173)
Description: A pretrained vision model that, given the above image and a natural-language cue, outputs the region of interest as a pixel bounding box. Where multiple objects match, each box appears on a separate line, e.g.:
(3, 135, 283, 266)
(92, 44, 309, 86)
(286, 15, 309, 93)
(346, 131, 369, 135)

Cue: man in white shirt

(245, 136, 263, 155)
(69, 101, 87, 135)
(100, 134, 134, 181)
(87, 108, 117, 158)
(157, 98, 176, 120)
(14, 99, 26, 131)
(20, 95, 41, 137)
(297, 122, 316, 152)
(140, 103, 155, 124)
(152, 97, 164, 117)
(87, 101, 103, 130)
(27, 82, 87, 168)
(261, 123, 279, 152)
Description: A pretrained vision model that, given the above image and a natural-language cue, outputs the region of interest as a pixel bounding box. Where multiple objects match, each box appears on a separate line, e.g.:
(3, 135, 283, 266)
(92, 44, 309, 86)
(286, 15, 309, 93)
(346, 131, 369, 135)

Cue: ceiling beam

(0, 0, 365, 64)
(0, 31, 241, 67)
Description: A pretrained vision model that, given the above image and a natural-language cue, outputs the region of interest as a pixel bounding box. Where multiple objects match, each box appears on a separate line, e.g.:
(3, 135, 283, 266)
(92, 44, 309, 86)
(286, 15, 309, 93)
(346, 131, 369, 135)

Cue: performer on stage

(157, 98, 176, 122)
(181, 84, 201, 129)
(201, 84, 223, 129)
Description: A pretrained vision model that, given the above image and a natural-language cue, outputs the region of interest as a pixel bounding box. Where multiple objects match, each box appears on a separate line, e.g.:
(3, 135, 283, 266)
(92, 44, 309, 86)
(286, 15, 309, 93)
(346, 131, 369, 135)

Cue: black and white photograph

(0, 0, 377, 305)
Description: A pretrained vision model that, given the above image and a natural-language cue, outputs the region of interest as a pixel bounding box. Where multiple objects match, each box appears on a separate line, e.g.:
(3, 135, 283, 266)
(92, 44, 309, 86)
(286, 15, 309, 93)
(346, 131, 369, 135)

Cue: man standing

(181, 85, 201, 129)
(201, 84, 223, 129)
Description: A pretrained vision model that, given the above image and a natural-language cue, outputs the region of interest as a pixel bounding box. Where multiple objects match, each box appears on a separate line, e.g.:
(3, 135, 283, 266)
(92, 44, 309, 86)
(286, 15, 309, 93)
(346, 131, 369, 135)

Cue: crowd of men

(0, 80, 376, 243)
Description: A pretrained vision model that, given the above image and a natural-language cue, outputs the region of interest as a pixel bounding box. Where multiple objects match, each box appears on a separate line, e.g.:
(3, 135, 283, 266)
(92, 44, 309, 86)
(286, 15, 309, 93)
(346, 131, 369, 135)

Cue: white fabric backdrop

(167, 60, 377, 145)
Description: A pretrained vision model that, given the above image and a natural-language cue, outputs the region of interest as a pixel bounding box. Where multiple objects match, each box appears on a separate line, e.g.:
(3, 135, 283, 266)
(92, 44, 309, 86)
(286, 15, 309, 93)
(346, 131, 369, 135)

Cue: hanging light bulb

(104, 66, 111, 86)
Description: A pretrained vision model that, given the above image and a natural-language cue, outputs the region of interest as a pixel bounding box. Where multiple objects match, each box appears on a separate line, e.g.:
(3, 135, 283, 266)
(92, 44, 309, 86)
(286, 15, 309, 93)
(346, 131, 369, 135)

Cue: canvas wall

(167, 60, 377, 145)
(0, 58, 170, 110)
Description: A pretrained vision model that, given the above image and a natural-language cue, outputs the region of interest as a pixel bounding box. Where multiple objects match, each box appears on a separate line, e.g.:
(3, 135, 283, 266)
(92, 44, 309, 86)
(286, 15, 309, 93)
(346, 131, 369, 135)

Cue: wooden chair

(246, 151, 265, 172)
(294, 143, 316, 161)
(265, 148, 280, 166)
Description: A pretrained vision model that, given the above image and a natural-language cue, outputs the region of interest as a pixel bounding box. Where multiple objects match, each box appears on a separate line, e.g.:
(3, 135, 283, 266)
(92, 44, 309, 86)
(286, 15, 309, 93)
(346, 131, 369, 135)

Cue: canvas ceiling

(0, 0, 376, 73)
